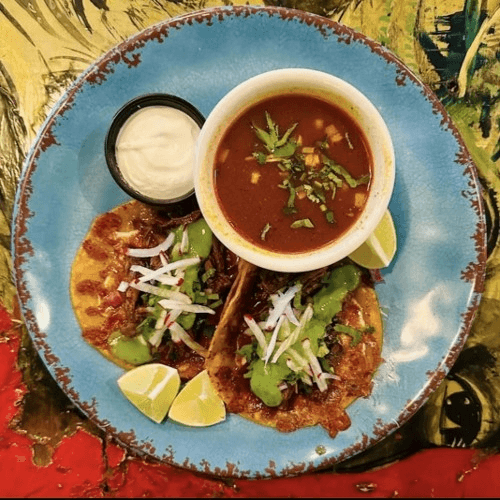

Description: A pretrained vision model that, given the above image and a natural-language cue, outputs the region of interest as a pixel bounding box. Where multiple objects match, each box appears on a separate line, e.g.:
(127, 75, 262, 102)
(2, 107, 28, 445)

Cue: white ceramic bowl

(194, 68, 395, 272)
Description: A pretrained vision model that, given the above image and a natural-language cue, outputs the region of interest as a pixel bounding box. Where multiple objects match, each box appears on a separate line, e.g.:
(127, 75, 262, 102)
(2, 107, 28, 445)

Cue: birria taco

(206, 259, 383, 437)
(70, 199, 238, 380)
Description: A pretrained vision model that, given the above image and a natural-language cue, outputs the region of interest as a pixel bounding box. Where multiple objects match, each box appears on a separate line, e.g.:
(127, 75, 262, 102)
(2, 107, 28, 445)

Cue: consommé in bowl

(194, 68, 395, 272)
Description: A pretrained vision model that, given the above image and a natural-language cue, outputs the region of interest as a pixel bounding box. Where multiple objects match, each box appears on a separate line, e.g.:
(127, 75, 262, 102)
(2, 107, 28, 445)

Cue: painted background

(2, 0, 500, 496)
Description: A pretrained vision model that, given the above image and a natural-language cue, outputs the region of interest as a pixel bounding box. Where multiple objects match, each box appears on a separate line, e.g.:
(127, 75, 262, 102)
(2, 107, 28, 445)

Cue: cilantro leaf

(254, 112, 298, 155)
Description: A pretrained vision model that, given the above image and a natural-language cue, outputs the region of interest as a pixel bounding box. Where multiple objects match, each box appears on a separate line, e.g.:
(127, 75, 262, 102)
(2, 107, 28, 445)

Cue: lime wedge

(168, 370, 226, 427)
(349, 210, 397, 269)
(117, 363, 181, 423)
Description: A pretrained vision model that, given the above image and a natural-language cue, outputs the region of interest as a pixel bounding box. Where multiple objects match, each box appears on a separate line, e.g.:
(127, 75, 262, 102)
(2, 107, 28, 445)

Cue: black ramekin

(104, 93, 205, 205)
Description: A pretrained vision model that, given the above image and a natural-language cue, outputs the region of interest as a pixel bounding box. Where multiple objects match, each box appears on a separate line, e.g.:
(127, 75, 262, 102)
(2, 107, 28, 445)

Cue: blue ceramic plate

(12, 6, 486, 478)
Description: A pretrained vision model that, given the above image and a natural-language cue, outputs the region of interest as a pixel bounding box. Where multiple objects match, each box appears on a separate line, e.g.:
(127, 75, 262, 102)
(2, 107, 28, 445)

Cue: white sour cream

(115, 105, 200, 201)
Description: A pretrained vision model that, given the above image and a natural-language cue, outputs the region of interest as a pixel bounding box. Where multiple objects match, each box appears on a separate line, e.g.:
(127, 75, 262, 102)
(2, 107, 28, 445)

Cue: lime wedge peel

(117, 363, 181, 424)
(118, 366, 226, 427)
(349, 210, 397, 270)
(168, 370, 226, 427)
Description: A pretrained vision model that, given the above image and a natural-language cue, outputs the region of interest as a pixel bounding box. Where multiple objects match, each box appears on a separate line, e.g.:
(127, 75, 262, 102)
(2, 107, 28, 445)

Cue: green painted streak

(464, 0, 482, 51)
(386, 0, 421, 74)
(446, 100, 500, 193)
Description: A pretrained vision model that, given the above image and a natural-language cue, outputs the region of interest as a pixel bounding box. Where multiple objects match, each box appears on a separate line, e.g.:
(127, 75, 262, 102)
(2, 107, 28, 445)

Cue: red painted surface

(1, 307, 498, 497)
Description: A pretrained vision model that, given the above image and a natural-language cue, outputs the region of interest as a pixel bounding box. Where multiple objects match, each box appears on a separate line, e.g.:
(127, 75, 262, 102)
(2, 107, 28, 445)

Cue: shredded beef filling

(74, 201, 238, 377)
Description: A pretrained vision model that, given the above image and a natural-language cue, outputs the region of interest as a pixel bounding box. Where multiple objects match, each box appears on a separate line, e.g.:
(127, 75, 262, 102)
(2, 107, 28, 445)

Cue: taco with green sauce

(206, 259, 383, 437)
(70, 199, 238, 380)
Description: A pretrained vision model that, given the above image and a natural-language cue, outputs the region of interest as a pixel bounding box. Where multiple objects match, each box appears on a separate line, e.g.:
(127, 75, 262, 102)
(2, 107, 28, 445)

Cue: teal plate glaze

(12, 6, 486, 478)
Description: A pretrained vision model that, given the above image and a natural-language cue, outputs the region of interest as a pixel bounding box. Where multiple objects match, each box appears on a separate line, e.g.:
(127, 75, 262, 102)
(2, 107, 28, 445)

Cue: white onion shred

(129, 264, 151, 275)
(159, 251, 169, 267)
(271, 304, 313, 363)
(244, 315, 268, 353)
(130, 264, 183, 286)
(286, 357, 301, 372)
(115, 230, 139, 239)
(165, 309, 183, 327)
(286, 358, 313, 385)
(131, 257, 200, 283)
(149, 327, 167, 347)
(263, 315, 285, 365)
(155, 308, 168, 330)
(126, 232, 175, 258)
(158, 299, 215, 315)
(302, 338, 328, 392)
(169, 322, 208, 357)
(265, 285, 300, 330)
(180, 226, 189, 254)
(117, 281, 129, 292)
(287, 347, 313, 376)
(129, 281, 191, 303)
(155, 274, 184, 286)
(284, 302, 300, 326)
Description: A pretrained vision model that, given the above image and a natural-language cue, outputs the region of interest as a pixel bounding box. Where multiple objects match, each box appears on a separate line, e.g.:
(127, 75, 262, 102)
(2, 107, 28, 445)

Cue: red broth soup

(213, 94, 373, 254)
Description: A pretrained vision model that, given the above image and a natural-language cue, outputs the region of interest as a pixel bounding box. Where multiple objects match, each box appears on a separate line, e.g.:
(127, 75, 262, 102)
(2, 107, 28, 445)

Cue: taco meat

(206, 260, 383, 438)
(70, 200, 238, 380)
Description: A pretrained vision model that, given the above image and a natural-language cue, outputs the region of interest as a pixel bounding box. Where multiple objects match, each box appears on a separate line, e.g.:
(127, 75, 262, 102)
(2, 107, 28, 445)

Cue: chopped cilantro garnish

(194, 291, 208, 304)
(291, 218, 315, 229)
(252, 112, 370, 226)
(319, 138, 329, 150)
(283, 187, 298, 215)
(325, 210, 335, 224)
(201, 267, 216, 282)
(274, 141, 297, 157)
(253, 151, 267, 165)
(322, 156, 370, 188)
(252, 111, 298, 153)
(210, 299, 223, 309)
(238, 342, 257, 362)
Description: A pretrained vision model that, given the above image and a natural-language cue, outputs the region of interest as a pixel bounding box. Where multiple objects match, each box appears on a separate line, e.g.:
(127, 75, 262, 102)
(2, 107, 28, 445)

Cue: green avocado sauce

(244, 264, 361, 407)
(108, 331, 153, 365)
(108, 219, 213, 365)
(170, 219, 213, 330)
